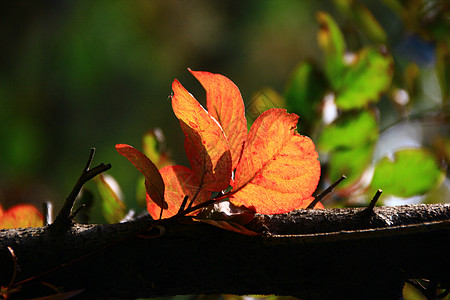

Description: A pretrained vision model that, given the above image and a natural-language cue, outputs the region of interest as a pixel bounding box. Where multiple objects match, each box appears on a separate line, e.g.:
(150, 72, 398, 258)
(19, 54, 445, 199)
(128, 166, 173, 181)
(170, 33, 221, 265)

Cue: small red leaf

(230, 108, 321, 214)
(0, 204, 43, 229)
(189, 70, 247, 170)
(147, 165, 210, 219)
(171, 79, 232, 191)
(115, 144, 165, 208)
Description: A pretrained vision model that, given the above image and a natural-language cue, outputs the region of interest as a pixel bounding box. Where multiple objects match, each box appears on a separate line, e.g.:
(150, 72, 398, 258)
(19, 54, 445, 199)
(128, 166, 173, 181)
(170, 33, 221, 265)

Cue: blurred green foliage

(248, 0, 448, 208)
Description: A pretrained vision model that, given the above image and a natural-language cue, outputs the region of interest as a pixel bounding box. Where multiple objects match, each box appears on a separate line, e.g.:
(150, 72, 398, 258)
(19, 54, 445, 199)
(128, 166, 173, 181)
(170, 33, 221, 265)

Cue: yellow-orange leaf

(230, 108, 321, 214)
(189, 70, 247, 170)
(116, 144, 166, 209)
(0, 204, 43, 229)
(171, 79, 232, 191)
(147, 165, 210, 219)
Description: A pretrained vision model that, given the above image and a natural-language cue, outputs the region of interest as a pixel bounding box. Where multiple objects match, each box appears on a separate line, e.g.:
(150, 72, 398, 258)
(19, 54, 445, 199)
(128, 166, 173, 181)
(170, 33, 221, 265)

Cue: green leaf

(142, 128, 173, 169)
(318, 110, 378, 152)
(333, 0, 387, 44)
(136, 176, 146, 208)
(371, 149, 444, 198)
(316, 11, 346, 89)
(328, 144, 374, 190)
(336, 47, 393, 110)
(95, 174, 127, 223)
(284, 61, 326, 127)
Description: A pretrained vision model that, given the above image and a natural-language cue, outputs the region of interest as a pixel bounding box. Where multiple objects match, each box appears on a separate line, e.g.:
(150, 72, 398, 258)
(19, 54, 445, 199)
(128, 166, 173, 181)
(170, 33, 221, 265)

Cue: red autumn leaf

(171, 79, 232, 191)
(115, 144, 166, 208)
(0, 204, 43, 229)
(230, 108, 321, 214)
(189, 70, 247, 170)
(147, 165, 210, 219)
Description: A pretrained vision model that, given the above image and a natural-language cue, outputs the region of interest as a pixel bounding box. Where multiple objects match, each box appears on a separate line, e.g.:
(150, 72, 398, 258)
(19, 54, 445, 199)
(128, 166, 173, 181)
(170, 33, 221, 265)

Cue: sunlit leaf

(171, 79, 232, 191)
(328, 145, 374, 191)
(333, 0, 387, 44)
(115, 144, 166, 208)
(196, 218, 260, 236)
(230, 108, 321, 214)
(318, 110, 378, 152)
(190, 70, 247, 170)
(147, 165, 210, 219)
(336, 47, 394, 110)
(0, 204, 43, 229)
(316, 11, 346, 89)
(371, 149, 444, 198)
(284, 61, 326, 129)
(95, 174, 126, 224)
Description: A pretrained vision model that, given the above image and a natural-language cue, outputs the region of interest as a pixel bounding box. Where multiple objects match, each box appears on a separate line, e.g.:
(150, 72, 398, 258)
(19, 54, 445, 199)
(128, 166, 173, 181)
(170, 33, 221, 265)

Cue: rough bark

(1, 203, 450, 299)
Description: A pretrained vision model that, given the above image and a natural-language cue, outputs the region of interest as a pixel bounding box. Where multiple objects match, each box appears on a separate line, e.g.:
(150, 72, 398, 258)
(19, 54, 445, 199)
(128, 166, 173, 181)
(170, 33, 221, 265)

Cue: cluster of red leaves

(117, 70, 321, 219)
(0, 204, 43, 229)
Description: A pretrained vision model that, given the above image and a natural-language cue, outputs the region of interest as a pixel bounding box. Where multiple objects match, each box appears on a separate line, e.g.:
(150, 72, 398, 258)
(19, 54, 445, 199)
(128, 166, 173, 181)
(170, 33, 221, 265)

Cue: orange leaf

(171, 79, 232, 191)
(115, 144, 166, 208)
(147, 165, 210, 219)
(189, 70, 247, 170)
(230, 108, 321, 214)
(0, 204, 43, 229)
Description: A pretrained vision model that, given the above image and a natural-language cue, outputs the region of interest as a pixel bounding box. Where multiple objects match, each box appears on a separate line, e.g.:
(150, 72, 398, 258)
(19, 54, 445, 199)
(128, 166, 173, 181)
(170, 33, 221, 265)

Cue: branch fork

(50, 148, 111, 232)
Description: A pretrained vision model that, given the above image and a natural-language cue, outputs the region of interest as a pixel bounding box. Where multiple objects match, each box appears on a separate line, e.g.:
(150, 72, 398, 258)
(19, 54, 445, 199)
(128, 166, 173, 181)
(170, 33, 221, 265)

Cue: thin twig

(366, 189, 383, 212)
(307, 175, 347, 209)
(177, 195, 190, 214)
(50, 148, 111, 231)
(6, 247, 18, 287)
(174, 199, 216, 218)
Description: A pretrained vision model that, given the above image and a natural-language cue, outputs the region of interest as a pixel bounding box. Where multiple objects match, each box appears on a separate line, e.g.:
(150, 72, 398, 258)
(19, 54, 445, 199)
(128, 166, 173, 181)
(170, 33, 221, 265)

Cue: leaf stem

(307, 175, 346, 209)
(366, 189, 383, 212)
(174, 199, 216, 218)
(177, 195, 190, 214)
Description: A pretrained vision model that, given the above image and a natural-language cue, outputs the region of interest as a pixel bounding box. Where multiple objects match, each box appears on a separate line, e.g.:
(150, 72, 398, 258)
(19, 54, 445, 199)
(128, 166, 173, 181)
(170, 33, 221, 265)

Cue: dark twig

(70, 204, 86, 220)
(177, 195, 190, 215)
(174, 199, 216, 218)
(366, 189, 383, 213)
(307, 175, 347, 209)
(50, 148, 111, 231)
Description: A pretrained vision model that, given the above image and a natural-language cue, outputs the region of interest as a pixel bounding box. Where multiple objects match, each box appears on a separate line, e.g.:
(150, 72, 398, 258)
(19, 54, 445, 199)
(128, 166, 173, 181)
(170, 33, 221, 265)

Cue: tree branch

(1, 204, 449, 299)
(50, 148, 111, 232)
